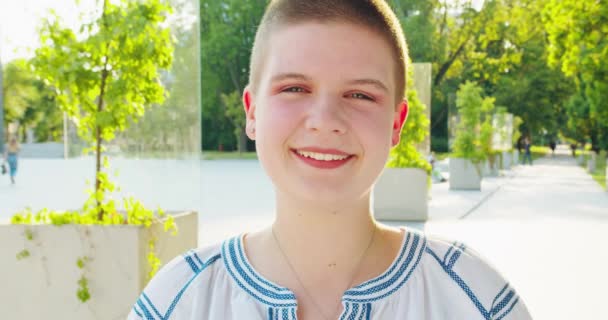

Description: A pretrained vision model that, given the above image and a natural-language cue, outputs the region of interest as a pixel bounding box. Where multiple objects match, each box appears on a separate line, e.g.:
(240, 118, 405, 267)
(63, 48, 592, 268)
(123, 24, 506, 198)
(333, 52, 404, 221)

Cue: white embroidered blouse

(128, 229, 532, 319)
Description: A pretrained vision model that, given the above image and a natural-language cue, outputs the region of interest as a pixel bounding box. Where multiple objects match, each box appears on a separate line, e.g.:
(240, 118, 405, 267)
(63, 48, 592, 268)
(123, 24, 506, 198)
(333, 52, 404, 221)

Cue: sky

(0, 0, 485, 63)
(0, 0, 101, 63)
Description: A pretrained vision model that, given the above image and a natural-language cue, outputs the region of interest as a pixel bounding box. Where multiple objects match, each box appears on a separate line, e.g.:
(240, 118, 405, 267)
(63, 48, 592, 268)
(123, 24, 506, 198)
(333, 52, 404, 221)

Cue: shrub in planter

(0, 1, 197, 318)
(450, 81, 495, 190)
(374, 61, 431, 221)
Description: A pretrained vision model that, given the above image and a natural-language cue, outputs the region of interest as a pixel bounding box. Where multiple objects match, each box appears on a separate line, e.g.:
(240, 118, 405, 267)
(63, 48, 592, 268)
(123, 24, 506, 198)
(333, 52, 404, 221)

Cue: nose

(304, 94, 348, 135)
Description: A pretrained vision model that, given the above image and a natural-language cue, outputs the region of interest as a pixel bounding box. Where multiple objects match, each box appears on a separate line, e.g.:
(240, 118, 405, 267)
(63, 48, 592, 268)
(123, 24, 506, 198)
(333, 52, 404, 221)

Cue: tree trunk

(96, 67, 109, 221)
(96, 0, 110, 221)
(238, 127, 247, 153)
(434, 40, 468, 86)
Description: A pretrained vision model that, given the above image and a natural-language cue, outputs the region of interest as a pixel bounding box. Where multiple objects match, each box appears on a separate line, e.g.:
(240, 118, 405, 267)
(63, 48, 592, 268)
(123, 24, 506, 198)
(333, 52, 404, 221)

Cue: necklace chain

(271, 225, 376, 320)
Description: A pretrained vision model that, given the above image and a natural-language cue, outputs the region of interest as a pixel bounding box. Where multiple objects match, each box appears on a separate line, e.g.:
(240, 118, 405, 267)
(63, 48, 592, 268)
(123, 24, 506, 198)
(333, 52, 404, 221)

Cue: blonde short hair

(249, 0, 409, 102)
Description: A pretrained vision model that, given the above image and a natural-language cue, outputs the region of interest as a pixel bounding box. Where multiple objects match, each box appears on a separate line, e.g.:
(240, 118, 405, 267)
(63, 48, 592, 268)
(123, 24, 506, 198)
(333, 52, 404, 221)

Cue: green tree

(2, 60, 39, 127)
(1, 59, 63, 142)
(396, 0, 521, 151)
(452, 81, 495, 163)
(118, 0, 200, 156)
(486, 0, 573, 141)
(543, 0, 608, 151)
(32, 0, 174, 219)
(200, 0, 266, 152)
(387, 60, 431, 174)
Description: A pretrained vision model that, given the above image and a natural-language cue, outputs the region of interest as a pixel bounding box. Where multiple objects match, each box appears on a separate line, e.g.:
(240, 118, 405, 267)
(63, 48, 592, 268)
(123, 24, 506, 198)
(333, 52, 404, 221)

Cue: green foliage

(1, 59, 63, 142)
(32, 0, 175, 218)
(76, 275, 91, 303)
(386, 61, 431, 174)
(33, 0, 174, 145)
(118, 1, 201, 156)
(542, 0, 608, 151)
(75, 256, 91, 302)
(24, 229, 34, 241)
(512, 116, 524, 148)
(147, 239, 162, 281)
(451, 81, 495, 163)
(221, 91, 247, 153)
(389, 0, 440, 63)
(200, 0, 266, 151)
(2, 59, 39, 123)
(16, 249, 31, 260)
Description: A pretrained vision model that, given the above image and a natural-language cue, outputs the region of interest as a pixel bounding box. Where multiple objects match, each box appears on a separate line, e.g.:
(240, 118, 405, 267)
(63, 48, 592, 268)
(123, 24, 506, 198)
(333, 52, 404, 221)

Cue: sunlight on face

(251, 21, 401, 207)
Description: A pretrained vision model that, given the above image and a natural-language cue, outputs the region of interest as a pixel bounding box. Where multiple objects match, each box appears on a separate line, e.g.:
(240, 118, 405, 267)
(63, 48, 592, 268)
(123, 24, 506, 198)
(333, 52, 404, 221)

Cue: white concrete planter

(449, 158, 482, 190)
(0, 211, 198, 320)
(578, 154, 585, 166)
(482, 158, 499, 177)
(587, 153, 597, 173)
(513, 150, 520, 166)
(502, 151, 512, 170)
(373, 168, 428, 221)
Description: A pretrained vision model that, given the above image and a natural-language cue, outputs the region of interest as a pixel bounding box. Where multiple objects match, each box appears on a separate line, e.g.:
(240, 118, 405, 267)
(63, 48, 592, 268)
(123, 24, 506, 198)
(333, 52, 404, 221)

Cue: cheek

(256, 99, 303, 148)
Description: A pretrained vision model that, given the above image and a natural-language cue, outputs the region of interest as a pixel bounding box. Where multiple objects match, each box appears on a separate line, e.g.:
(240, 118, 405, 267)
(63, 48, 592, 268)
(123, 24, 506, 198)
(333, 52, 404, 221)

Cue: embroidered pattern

(132, 253, 221, 320)
(222, 237, 297, 308)
(426, 244, 520, 320)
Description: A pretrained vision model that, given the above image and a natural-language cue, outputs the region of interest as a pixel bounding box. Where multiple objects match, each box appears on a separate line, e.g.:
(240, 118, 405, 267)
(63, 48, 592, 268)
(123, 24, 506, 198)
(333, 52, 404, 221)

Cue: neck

(272, 189, 377, 268)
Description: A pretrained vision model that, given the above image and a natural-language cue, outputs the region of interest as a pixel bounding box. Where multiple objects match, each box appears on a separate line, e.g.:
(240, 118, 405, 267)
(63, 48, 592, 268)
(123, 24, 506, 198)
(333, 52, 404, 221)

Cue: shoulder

(420, 235, 532, 320)
(128, 240, 225, 319)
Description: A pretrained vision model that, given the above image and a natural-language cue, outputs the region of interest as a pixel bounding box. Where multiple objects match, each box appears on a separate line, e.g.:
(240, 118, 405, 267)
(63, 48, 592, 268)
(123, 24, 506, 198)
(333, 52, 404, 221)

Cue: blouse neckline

(221, 227, 427, 308)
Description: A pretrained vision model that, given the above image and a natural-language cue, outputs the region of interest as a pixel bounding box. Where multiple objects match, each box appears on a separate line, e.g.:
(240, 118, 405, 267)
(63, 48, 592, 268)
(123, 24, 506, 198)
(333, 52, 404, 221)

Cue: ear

(243, 86, 256, 140)
(391, 99, 409, 146)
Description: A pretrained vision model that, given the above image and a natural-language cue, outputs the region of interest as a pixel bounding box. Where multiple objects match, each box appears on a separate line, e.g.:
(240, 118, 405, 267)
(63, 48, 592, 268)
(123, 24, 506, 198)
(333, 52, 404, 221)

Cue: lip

(291, 147, 355, 169)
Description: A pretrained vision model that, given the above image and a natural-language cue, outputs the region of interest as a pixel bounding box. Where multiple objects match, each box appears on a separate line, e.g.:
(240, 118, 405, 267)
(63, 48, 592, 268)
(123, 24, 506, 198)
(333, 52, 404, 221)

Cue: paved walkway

(1, 146, 606, 319)
(415, 147, 608, 320)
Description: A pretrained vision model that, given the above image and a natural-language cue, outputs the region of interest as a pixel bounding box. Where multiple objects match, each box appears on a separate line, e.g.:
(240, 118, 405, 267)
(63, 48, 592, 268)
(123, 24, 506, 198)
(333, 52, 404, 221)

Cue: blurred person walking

(3, 136, 20, 184)
(522, 137, 533, 165)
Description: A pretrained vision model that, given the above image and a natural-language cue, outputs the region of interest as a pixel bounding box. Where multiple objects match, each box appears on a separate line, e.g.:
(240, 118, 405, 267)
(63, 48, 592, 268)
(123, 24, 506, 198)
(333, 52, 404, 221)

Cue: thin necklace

(271, 225, 376, 320)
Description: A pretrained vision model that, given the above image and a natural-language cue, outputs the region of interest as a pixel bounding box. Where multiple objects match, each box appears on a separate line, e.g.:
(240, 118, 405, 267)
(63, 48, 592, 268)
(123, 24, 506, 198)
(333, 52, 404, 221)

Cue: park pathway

(420, 146, 608, 320)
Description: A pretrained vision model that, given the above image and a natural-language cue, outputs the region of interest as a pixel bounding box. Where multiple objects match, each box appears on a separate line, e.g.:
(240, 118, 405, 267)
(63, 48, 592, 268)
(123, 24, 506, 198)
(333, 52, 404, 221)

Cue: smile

(291, 148, 355, 169)
(295, 150, 350, 161)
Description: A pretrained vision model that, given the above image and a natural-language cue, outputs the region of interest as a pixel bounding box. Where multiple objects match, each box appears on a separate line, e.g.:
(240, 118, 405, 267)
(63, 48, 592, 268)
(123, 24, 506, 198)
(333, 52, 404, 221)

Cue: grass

(592, 167, 607, 190)
(578, 152, 607, 190)
(591, 158, 607, 190)
(201, 151, 258, 160)
(530, 146, 551, 161)
(435, 152, 449, 161)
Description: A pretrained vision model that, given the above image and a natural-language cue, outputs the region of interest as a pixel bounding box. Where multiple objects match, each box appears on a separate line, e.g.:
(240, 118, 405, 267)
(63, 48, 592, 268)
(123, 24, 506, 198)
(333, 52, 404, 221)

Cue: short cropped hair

(249, 0, 409, 102)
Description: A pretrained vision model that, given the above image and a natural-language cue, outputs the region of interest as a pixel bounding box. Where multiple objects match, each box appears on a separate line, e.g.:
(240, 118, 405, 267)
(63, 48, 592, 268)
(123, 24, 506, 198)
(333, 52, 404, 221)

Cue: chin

(291, 182, 368, 207)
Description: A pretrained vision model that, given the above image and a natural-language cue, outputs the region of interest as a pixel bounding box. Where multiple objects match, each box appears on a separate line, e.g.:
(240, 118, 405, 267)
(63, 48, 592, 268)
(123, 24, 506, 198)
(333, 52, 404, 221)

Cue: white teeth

(296, 150, 349, 161)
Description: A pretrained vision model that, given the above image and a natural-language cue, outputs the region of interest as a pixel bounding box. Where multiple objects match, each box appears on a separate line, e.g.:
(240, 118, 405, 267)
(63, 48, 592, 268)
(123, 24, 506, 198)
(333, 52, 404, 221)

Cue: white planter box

(588, 153, 597, 173)
(0, 211, 198, 320)
(483, 157, 499, 177)
(513, 150, 519, 166)
(578, 154, 585, 166)
(373, 168, 428, 221)
(502, 151, 512, 170)
(449, 158, 482, 190)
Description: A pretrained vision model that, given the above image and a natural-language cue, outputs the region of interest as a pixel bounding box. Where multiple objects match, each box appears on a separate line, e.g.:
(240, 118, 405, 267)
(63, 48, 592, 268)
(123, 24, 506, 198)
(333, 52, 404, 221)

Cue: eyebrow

(270, 73, 311, 83)
(347, 78, 389, 93)
(270, 73, 389, 93)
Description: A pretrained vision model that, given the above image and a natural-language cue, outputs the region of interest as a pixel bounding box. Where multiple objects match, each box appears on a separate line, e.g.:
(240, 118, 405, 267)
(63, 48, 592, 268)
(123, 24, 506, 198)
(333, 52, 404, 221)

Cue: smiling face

(243, 21, 407, 207)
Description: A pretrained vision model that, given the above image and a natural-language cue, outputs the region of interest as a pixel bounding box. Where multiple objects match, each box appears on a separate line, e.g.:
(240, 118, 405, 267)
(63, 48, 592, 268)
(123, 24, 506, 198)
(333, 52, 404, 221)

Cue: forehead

(260, 21, 396, 90)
